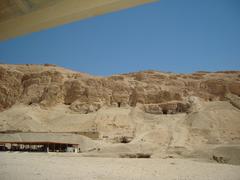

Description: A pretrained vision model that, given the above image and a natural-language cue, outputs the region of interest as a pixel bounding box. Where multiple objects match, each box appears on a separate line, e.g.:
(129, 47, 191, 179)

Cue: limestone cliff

(0, 64, 239, 113)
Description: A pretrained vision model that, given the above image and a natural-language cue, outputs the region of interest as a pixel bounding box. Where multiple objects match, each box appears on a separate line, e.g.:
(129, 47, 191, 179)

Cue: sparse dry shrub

(212, 155, 229, 163)
(113, 136, 132, 143)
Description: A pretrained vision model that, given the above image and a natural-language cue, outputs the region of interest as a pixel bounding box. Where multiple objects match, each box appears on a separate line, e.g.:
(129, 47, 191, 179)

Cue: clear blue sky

(0, 0, 239, 76)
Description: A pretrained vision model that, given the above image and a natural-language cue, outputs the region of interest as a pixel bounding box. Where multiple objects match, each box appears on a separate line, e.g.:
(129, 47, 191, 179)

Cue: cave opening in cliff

(162, 109, 168, 114)
(119, 136, 131, 143)
(117, 102, 121, 107)
(64, 102, 71, 105)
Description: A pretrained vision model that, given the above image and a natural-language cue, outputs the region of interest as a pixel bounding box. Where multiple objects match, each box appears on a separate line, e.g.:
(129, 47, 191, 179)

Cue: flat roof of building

(0, 133, 87, 145)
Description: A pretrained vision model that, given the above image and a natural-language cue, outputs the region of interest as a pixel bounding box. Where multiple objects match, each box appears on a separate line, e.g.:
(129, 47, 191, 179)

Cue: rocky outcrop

(225, 93, 240, 110)
(0, 66, 23, 110)
(69, 101, 102, 113)
(144, 101, 190, 114)
(0, 64, 240, 113)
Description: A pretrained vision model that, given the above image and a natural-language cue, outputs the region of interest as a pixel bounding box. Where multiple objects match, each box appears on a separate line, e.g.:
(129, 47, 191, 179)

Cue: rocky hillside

(1, 64, 240, 164)
(0, 64, 239, 113)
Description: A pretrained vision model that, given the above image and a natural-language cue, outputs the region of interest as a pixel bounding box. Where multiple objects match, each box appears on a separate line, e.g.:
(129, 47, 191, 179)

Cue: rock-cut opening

(117, 102, 121, 107)
(162, 109, 168, 114)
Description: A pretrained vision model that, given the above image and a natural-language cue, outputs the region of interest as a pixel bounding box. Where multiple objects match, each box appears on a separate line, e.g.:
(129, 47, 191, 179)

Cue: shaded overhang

(0, 141, 78, 145)
(0, 133, 84, 145)
(0, 0, 157, 41)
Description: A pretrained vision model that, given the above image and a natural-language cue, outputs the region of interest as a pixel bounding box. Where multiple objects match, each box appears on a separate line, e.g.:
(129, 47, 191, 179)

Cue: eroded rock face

(69, 101, 102, 113)
(225, 93, 240, 110)
(144, 101, 190, 114)
(144, 104, 163, 114)
(0, 66, 23, 110)
(0, 64, 240, 113)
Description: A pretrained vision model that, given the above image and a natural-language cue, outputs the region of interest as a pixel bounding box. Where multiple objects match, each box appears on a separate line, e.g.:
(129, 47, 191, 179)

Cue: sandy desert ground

(0, 152, 240, 180)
